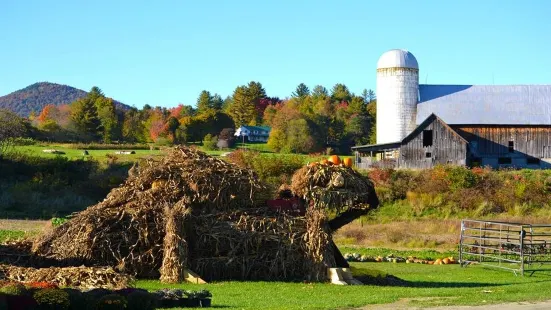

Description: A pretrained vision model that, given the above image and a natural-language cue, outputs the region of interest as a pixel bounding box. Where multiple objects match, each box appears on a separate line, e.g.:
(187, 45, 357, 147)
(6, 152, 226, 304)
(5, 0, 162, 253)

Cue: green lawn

(136, 262, 551, 309)
(13, 144, 162, 161)
(0, 230, 26, 243)
(13, 143, 353, 162)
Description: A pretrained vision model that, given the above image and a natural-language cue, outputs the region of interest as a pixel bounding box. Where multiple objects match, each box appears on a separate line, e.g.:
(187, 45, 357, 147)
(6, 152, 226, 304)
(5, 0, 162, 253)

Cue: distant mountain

(0, 82, 130, 117)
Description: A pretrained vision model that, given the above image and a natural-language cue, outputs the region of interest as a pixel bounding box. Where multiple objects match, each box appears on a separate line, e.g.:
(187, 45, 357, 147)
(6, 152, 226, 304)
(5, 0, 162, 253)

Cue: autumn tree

(122, 108, 146, 142)
(0, 109, 27, 157)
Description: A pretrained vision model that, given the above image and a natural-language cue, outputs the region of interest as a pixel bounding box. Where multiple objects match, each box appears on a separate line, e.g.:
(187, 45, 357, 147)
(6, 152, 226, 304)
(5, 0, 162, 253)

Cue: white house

(234, 126, 271, 142)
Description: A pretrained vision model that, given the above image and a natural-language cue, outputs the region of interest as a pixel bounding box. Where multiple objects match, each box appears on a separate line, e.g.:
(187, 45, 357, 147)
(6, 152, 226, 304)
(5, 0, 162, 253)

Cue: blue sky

(1, 0, 550, 109)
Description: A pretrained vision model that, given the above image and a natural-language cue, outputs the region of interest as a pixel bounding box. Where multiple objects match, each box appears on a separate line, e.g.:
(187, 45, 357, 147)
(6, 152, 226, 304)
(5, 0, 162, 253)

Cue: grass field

(135, 262, 551, 309)
(13, 144, 163, 161)
(12, 143, 352, 162)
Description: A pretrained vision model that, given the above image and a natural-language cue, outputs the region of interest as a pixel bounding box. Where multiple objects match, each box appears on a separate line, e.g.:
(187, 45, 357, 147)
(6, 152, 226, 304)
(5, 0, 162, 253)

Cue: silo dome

(376, 49, 419, 145)
(377, 49, 418, 69)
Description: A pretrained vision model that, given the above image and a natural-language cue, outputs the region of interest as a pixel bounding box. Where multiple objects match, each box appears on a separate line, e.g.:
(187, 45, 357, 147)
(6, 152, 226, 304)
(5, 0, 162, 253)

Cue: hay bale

(159, 204, 190, 283)
(0, 265, 132, 289)
(189, 209, 321, 281)
(291, 164, 378, 214)
(31, 147, 271, 278)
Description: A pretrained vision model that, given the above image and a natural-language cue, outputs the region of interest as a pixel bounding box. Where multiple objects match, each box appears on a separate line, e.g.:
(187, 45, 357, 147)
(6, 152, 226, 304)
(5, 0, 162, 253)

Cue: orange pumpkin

(343, 158, 353, 167)
(308, 162, 318, 167)
(442, 258, 450, 265)
(328, 155, 341, 165)
(320, 159, 329, 165)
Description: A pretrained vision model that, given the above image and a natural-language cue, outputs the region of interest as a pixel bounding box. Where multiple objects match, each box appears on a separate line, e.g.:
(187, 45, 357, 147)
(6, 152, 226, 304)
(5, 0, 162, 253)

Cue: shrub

(96, 294, 127, 310)
(388, 170, 416, 200)
(51, 217, 68, 227)
(367, 168, 393, 186)
(445, 166, 478, 191)
(154, 137, 172, 147)
(33, 288, 70, 310)
(0, 283, 27, 296)
(63, 288, 88, 310)
(202, 134, 218, 151)
(12, 137, 36, 146)
(0, 294, 7, 310)
(127, 290, 156, 310)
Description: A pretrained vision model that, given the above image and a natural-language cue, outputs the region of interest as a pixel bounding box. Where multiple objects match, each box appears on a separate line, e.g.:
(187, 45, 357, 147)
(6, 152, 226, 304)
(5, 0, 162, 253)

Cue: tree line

(9, 82, 377, 154)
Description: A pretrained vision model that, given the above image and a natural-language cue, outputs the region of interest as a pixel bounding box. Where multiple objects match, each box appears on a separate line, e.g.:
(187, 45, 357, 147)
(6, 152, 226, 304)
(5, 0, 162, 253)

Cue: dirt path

(360, 298, 551, 310)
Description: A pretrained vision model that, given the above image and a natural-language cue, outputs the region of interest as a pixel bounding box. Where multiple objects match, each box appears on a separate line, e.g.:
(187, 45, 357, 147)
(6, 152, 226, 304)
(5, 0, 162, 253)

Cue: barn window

(508, 141, 514, 153)
(423, 130, 433, 147)
(527, 158, 540, 165)
(425, 152, 432, 158)
(498, 157, 512, 165)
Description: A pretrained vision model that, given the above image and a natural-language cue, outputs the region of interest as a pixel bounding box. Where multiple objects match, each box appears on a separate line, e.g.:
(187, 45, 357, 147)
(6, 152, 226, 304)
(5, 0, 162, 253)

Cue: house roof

(238, 125, 271, 131)
(418, 84, 551, 125)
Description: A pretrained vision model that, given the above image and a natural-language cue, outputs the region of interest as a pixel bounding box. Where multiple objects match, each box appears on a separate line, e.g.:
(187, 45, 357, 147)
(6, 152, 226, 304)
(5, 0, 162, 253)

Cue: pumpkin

(442, 258, 450, 265)
(342, 157, 353, 167)
(320, 159, 329, 165)
(308, 162, 318, 167)
(434, 258, 442, 265)
(328, 155, 340, 165)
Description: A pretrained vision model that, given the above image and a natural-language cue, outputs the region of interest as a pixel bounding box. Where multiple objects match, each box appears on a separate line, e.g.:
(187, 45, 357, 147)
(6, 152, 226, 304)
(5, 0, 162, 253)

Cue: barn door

(544, 146, 551, 158)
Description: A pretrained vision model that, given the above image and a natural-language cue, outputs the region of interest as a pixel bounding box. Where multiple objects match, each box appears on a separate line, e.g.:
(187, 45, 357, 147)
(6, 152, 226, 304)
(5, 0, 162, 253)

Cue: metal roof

(351, 141, 401, 152)
(377, 49, 418, 70)
(417, 85, 551, 125)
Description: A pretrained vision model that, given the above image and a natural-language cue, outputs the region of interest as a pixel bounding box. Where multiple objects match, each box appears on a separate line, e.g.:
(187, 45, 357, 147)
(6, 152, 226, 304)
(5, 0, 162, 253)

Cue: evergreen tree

(228, 86, 254, 126)
(292, 83, 310, 98)
(196, 90, 213, 113)
(95, 96, 117, 143)
(71, 97, 102, 141)
(331, 83, 352, 103)
(211, 94, 224, 111)
(311, 85, 329, 100)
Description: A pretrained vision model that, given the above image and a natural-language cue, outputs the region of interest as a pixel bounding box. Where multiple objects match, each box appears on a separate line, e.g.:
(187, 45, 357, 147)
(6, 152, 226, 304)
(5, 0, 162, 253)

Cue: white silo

(376, 49, 419, 144)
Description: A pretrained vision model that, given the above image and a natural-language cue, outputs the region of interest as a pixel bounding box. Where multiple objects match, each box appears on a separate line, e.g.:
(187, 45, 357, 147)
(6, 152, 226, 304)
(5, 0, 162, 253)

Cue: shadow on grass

(404, 280, 512, 288)
(357, 275, 519, 287)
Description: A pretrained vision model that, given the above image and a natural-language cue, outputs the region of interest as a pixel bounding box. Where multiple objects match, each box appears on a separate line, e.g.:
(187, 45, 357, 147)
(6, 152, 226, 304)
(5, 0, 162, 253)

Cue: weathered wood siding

(399, 117, 467, 169)
(452, 126, 551, 158)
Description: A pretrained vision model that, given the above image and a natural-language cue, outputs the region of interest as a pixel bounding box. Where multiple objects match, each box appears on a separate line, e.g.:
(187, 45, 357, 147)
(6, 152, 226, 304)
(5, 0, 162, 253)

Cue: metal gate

(459, 219, 551, 275)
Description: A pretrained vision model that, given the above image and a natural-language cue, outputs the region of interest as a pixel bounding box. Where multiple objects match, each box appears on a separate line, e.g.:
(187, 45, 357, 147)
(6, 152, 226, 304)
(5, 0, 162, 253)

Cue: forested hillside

(0, 82, 128, 117)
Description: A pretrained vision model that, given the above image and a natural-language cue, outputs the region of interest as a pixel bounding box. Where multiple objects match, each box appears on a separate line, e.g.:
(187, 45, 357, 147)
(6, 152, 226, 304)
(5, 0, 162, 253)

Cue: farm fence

(459, 219, 551, 276)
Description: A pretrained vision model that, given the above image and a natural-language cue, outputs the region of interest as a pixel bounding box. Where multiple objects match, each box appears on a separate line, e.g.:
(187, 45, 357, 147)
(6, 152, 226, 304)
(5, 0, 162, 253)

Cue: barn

(353, 49, 551, 169)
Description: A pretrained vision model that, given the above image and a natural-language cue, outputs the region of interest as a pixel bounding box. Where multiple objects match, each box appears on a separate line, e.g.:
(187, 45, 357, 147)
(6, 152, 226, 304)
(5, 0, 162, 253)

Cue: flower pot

(200, 298, 212, 307)
(181, 298, 201, 307)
